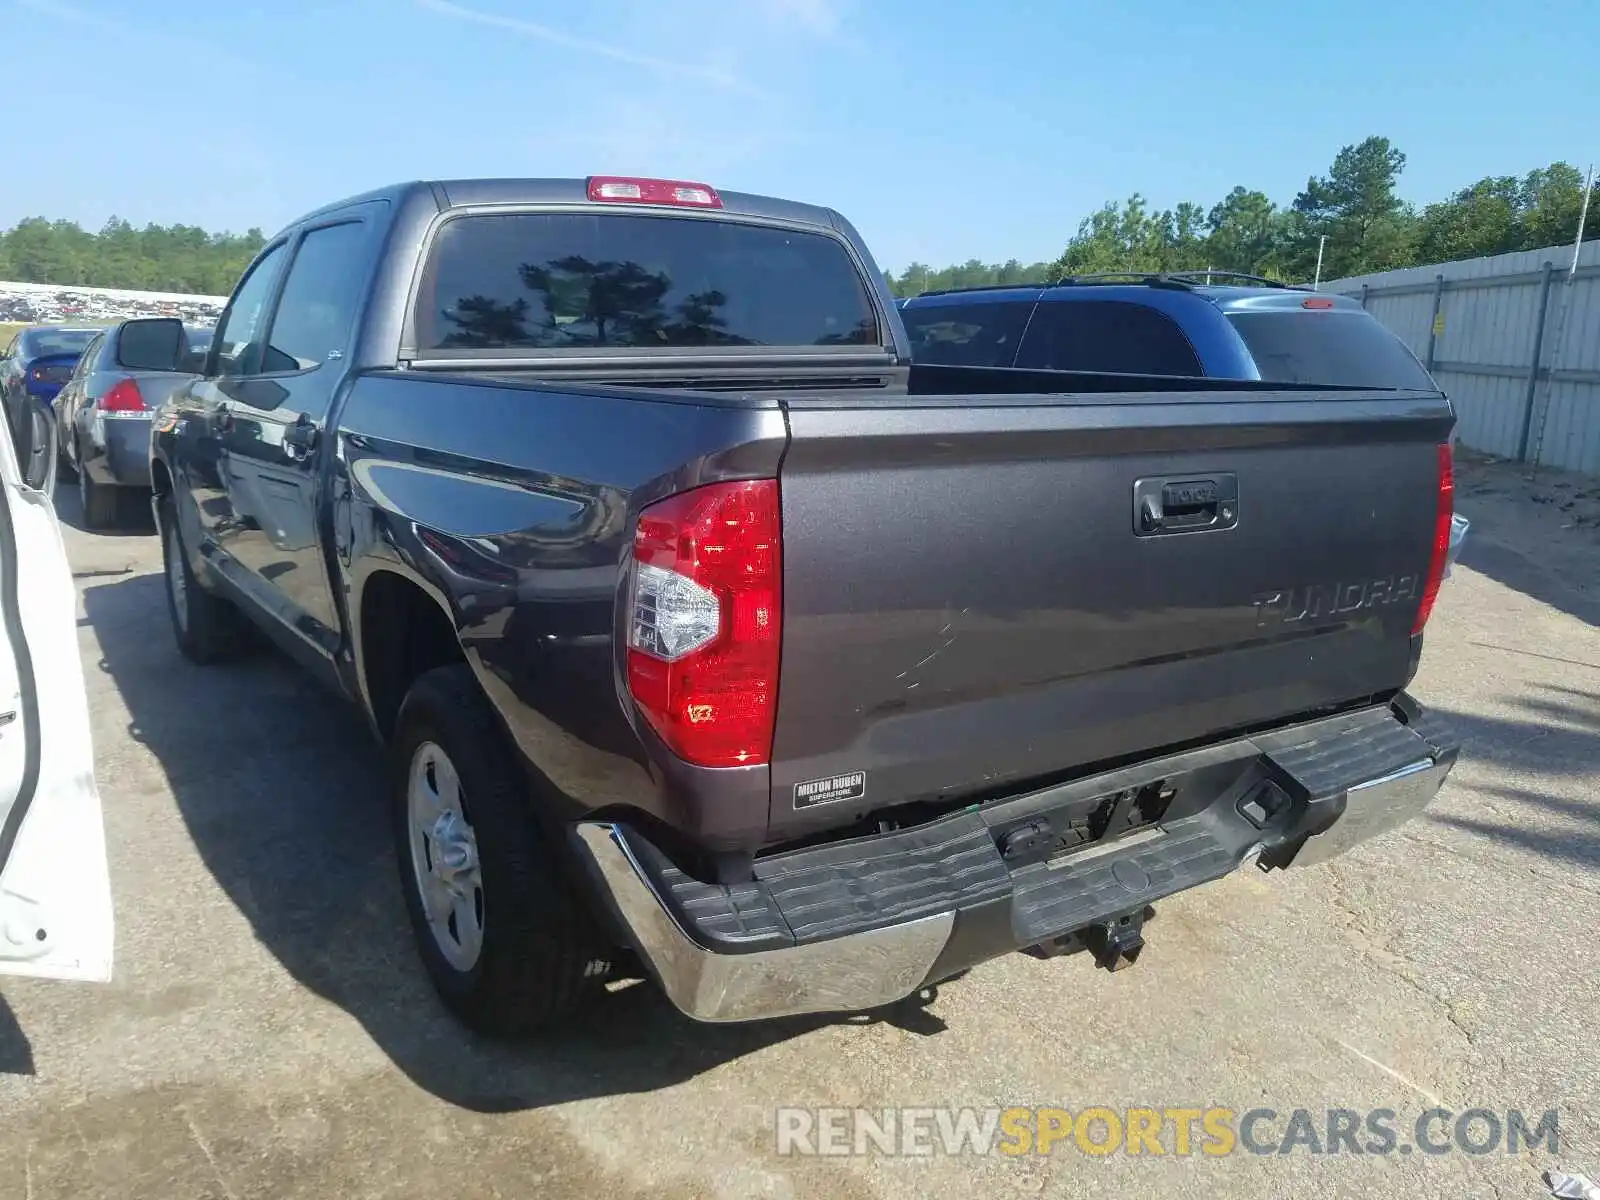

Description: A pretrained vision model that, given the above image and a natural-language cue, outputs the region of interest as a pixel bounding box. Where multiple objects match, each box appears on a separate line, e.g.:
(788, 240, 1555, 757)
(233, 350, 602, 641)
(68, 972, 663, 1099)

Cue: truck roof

(281, 178, 844, 238)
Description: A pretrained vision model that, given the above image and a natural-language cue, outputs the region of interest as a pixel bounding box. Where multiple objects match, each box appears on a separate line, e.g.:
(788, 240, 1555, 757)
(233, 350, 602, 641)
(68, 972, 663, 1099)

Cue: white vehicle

(0, 400, 114, 982)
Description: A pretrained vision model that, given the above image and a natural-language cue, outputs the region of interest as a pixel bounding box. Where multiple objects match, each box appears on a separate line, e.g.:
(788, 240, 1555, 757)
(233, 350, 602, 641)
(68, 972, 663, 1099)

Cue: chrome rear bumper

(575, 823, 952, 1023)
(572, 697, 1460, 1025)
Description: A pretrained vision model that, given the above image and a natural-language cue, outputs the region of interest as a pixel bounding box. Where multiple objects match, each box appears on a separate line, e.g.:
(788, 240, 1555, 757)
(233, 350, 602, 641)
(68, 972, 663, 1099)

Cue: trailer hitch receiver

(1084, 908, 1147, 971)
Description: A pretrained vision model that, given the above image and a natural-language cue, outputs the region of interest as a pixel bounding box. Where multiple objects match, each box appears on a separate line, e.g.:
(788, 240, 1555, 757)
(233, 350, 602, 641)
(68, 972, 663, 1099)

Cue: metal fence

(1324, 238, 1600, 474)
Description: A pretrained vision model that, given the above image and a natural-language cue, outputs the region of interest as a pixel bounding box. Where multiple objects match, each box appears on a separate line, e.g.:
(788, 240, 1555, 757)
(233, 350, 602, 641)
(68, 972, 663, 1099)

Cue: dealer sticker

(794, 770, 867, 809)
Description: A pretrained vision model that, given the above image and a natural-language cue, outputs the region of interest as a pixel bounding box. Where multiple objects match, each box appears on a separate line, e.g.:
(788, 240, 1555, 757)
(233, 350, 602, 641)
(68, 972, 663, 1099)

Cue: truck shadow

(80, 572, 954, 1114)
(1454, 533, 1600, 628)
(1427, 686, 1600, 869)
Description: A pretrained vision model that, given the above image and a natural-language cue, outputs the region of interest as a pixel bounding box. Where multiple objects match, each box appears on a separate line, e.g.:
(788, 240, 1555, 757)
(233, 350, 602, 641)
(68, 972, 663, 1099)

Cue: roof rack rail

(1047, 271, 1314, 291)
(902, 272, 1313, 300)
(908, 282, 1051, 299)
(1050, 273, 1196, 291)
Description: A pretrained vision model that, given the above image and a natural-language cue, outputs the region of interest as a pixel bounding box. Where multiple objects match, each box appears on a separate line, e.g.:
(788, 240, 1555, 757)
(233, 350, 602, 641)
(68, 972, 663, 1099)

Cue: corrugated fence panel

(1440, 369, 1520, 458)
(1327, 239, 1600, 474)
(1365, 291, 1429, 358)
(1573, 277, 1600, 472)
(1541, 270, 1600, 473)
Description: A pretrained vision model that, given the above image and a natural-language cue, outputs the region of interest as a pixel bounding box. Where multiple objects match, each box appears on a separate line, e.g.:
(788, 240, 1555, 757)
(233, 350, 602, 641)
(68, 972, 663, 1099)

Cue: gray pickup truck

(142, 176, 1462, 1035)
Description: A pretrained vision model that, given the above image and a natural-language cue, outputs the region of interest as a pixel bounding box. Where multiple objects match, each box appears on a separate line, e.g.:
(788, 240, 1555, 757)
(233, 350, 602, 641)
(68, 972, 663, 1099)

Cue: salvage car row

(2, 177, 1468, 1046)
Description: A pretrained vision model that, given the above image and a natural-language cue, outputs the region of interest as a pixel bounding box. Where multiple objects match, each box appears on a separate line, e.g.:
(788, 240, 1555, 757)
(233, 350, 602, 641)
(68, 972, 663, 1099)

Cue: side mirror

(116, 318, 187, 372)
(21, 400, 56, 493)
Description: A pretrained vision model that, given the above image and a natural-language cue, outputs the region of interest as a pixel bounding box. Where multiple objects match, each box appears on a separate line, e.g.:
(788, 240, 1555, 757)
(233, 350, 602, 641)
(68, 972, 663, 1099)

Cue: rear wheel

(77, 450, 118, 530)
(391, 664, 613, 1036)
(159, 495, 248, 664)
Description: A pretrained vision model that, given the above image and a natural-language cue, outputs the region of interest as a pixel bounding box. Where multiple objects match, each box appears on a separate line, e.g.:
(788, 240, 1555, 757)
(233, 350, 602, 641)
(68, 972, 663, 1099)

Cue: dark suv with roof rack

(898, 271, 1438, 390)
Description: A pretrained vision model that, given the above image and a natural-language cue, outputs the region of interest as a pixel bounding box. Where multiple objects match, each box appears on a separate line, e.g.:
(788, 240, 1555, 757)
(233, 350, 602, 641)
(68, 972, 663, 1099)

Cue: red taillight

(587, 175, 723, 209)
(28, 366, 44, 381)
(626, 480, 781, 768)
(1412, 443, 1455, 635)
(1302, 297, 1336, 309)
(100, 378, 148, 413)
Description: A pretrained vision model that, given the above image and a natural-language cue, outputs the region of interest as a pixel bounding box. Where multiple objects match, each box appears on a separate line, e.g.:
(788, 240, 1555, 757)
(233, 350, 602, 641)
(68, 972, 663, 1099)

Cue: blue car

(1, 324, 103, 458)
(897, 272, 1436, 390)
(1, 324, 104, 405)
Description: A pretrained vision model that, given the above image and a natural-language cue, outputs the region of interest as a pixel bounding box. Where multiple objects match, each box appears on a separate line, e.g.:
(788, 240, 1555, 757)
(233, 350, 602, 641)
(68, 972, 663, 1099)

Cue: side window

(900, 300, 1035, 367)
(213, 242, 289, 377)
(1014, 300, 1204, 377)
(0, 335, 17, 362)
(261, 222, 370, 378)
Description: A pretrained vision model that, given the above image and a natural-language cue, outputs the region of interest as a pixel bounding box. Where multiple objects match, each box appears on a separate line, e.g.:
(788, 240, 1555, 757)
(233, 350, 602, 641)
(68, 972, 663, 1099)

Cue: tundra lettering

(1251, 575, 1421, 629)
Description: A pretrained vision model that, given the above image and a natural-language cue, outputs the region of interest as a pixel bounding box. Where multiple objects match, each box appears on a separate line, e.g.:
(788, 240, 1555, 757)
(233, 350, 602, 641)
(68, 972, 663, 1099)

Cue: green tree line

(0, 216, 266, 295)
(887, 137, 1599, 296)
(3, 138, 1594, 301)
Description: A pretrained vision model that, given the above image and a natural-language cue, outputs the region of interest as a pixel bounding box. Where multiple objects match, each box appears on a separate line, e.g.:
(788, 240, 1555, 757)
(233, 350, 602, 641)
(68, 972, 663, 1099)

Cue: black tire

(391, 663, 612, 1036)
(77, 452, 119, 530)
(159, 494, 248, 664)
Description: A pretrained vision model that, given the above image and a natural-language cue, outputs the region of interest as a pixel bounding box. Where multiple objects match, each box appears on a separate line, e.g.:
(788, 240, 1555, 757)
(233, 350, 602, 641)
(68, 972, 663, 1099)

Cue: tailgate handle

(1133, 474, 1238, 536)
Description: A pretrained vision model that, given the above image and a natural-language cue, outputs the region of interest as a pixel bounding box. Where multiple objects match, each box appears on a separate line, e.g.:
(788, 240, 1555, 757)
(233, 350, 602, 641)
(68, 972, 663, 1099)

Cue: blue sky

(6, 0, 1597, 273)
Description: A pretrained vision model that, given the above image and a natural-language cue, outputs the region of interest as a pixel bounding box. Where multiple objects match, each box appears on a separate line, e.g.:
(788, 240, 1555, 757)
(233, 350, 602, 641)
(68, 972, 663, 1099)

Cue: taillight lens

(1412, 443, 1455, 635)
(100, 378, 147, 413)
(626, 480, 782, 768)
(27, 365, 70, 387)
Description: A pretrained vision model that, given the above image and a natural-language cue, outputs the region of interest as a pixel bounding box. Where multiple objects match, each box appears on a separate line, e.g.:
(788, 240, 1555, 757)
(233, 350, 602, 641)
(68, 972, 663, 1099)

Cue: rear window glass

(21, 328, 97, 357)
(1014, 300, 1203, 376)
(415, 213, 880, 352)
(901, 300, 1034, 367)
(1228, 311, 1435, 389)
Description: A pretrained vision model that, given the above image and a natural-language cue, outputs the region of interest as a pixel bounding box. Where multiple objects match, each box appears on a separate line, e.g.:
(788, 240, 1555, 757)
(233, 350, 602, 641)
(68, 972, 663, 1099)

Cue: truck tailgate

(768, 389, 1454, 843)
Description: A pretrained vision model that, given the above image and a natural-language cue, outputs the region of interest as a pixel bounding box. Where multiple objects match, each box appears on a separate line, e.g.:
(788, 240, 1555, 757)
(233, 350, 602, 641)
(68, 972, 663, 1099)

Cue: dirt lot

(1, 456, 1596, 1199)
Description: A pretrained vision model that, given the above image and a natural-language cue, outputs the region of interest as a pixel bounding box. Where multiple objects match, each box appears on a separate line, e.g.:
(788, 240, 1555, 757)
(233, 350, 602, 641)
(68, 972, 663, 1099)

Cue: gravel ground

(1, 456, 1596, 1200)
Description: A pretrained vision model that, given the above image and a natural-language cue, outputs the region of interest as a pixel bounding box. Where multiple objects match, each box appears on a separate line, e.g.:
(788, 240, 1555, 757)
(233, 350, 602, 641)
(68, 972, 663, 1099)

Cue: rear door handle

(1133, 474, 1238, 536)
